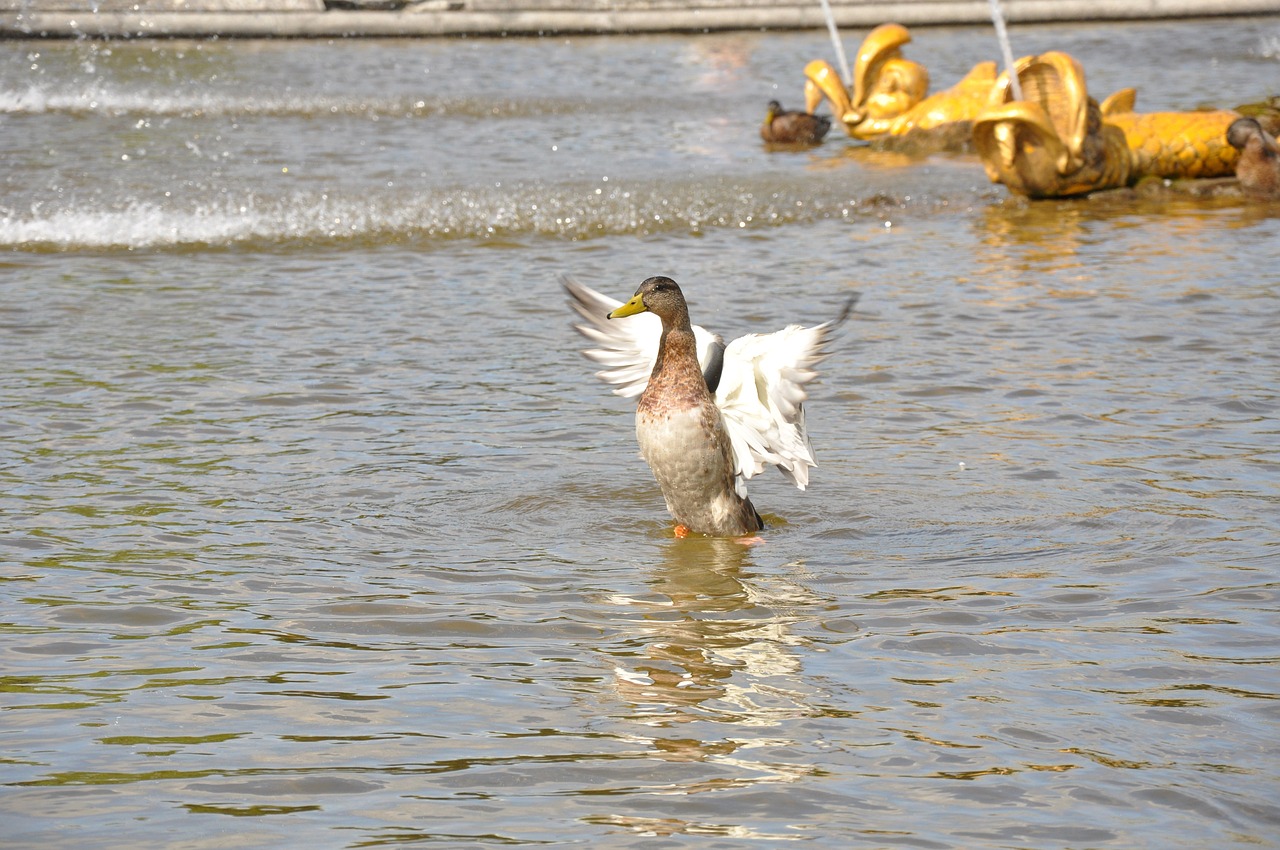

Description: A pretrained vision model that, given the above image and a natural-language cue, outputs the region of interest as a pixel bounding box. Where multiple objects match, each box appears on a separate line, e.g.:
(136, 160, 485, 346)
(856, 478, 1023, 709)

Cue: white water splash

(0, 178, 926, 251)
(817, 0, 852, 88)
(989, 0, 1023, 101)
(0, 84, 561, 119)
(0, 200, 275, 249)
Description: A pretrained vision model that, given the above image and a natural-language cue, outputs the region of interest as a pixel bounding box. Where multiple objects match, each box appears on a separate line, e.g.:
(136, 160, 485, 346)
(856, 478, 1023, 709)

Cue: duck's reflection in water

(605, 535, 828, 759)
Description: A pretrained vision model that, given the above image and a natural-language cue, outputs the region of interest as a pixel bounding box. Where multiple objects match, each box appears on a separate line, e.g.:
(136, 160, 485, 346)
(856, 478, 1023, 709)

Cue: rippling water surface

(3, 18, 1279, 850)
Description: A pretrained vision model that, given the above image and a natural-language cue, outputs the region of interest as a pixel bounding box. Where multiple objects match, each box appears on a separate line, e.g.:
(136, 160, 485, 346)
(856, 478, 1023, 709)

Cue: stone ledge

(0, 0, 325, 9)
(2, 0, 1276, 38)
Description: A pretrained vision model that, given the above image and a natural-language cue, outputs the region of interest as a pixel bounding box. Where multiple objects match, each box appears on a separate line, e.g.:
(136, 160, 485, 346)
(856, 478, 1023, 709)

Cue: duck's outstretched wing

(563, 275, 724, 398)
(715, 295, 857, 492)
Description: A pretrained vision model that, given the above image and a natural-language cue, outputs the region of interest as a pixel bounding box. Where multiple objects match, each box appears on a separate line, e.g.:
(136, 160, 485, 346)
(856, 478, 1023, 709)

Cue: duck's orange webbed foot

(673, 524, 691, 539)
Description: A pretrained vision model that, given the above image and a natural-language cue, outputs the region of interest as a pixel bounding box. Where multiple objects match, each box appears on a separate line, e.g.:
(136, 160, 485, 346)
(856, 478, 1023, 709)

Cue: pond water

(2, 17, 1279, 850)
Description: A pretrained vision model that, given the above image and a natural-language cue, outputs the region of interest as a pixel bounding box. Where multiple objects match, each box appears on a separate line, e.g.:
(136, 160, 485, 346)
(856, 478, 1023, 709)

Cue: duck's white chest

(635, 403, 739, 528)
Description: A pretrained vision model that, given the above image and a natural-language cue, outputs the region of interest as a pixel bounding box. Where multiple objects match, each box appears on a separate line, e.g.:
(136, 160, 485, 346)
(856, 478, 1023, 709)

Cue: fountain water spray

(817, 0, 852, 89)
(989, 0, 1024, 101)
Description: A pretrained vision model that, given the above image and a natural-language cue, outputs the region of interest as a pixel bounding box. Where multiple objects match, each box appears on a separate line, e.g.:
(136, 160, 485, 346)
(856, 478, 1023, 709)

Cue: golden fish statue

(972, 52, 1242, 198)
(803, 22, 997, 144)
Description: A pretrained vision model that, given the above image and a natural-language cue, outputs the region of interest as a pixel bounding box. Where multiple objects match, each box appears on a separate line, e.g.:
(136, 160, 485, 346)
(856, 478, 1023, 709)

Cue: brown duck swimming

(1227, 117, 1280, 198)
(760, 100, 832, 145)
(566, 275, 851, 538)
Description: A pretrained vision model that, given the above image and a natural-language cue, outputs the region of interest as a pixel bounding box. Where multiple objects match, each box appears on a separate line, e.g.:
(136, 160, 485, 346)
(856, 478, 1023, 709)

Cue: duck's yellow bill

(608, 294, 647, 319)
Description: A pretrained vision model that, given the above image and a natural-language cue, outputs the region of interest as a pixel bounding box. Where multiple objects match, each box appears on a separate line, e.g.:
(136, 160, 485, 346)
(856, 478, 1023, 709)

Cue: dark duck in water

(760, 100, 832, 145)
(1227, 117, 1280, 198)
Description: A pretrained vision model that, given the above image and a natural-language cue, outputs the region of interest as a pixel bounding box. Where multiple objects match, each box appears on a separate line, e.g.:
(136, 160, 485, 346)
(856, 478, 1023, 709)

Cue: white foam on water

(0, 175, 931, 251)
(0, 84, 378, 117)
(0, 83, 568, 119)
(0, 197, 291, 249)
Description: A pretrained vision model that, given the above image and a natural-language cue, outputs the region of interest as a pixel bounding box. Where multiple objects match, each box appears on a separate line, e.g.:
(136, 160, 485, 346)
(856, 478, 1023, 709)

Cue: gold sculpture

(1103, 89, 1240, 181)
(796, 22, 1272, 199)
(971, 52, 1131, 197)
(802, 23, 996, 143)
(972, 52, 1241, 198)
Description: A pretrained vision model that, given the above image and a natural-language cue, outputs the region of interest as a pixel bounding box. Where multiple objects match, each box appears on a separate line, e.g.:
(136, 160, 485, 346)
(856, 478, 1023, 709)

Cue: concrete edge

(3, 2, 1278, 38)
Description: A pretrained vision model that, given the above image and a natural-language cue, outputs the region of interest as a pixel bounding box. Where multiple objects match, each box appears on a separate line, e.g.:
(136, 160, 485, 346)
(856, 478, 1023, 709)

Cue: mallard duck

(565, 275, 853, 538)
(1227, 117, 1280, 198)
(760, 100, 832, 145)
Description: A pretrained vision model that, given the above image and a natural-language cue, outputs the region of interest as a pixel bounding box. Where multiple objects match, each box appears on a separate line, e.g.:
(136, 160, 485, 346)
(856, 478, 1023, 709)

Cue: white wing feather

(564, 276, 722, 398)
(715, 323, 835, 493)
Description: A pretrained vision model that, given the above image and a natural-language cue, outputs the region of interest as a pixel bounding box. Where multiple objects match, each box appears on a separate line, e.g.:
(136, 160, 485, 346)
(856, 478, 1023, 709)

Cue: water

(3, 18, 1279, 850)
(988, 0, 1023, 100)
